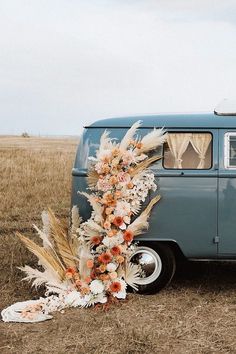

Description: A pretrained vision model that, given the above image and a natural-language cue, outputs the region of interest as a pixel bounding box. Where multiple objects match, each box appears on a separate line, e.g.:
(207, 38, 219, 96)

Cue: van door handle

(213, 163, 218, 170)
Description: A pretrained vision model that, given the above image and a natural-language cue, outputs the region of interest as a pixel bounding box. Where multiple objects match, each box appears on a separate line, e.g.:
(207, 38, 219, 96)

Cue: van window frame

(162, 131, 213, 171)
(224, 132, 236, 169)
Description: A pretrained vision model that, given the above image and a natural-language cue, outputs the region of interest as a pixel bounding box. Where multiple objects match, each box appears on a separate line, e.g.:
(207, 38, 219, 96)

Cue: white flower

(89, 280, 105, 295)
(102, 233, 124, 248)
(114, 201, 131, 217)
(113, 290, 126, 299)
(106, 263, 117, 272)
(64, 291, 89, 307)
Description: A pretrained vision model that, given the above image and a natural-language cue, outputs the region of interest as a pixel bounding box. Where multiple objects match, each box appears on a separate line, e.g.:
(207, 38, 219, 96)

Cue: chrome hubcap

(130, 247, 162, 285)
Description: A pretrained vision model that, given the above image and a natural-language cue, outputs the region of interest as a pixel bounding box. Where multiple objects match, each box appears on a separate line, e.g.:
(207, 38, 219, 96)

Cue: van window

(163, 132, 212, 169)
(224, 132, 236, 168)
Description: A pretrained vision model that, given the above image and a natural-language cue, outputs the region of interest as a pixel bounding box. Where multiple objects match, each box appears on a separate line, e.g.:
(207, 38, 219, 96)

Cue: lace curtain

(167, 133, 192, 168)
(190, 134, 212, 169)
(166, 133, 211, 169)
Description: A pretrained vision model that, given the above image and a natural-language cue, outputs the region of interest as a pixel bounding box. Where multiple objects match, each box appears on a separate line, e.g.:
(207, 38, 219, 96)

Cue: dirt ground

(1, 136, 236, 354)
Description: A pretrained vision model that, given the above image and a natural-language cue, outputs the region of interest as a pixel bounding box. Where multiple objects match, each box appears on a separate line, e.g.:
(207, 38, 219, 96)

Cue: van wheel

(130, 243, 176, 294)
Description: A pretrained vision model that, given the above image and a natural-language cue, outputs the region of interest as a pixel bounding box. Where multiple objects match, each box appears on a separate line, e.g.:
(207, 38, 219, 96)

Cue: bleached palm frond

(128, 195, 161, 236)
(79, 192, 103, 223)
(130, 155, 162, 176)
(47, 209, 78, 268)
(78, 244, 93, 280)
(19, 265, 63, 289)
(17, 232, 66, 280)
(136, 128, 166, 154)
(87, 169, 99, 189)
(119, 120, 142, 151)
(124, 262, 141, 291)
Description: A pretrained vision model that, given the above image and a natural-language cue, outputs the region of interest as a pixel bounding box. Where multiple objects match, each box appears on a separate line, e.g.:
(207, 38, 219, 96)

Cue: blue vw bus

(72, 104, 236, 293)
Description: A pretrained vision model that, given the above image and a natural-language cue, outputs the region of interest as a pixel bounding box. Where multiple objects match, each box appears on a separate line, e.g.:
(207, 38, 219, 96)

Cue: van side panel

(72, 126, 218, 259)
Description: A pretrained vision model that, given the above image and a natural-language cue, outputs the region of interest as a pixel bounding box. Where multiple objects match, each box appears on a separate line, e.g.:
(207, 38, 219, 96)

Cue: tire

(130, 243, 176, 294)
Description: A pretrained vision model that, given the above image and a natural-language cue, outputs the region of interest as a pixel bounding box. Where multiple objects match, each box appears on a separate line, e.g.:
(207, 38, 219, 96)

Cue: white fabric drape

(167, 133, 192, 168)
(190, 134, 211, 169)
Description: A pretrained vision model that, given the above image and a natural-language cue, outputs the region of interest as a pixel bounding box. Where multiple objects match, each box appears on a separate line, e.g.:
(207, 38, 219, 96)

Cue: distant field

(1, 136, 236, 354)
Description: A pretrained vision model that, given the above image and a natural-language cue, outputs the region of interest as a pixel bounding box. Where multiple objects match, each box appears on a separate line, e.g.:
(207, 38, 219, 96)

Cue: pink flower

(117, 172, 131, 184)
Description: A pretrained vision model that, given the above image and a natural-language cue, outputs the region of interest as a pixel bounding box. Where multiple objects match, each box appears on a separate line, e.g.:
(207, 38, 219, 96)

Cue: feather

(119, 120, 142, 151)
(83, 219, 105, 233)
(19, 265, 63, 289)
(99, 130, 111, 152)
(42, 211, 50, 238)
(124, 262, 141, 291)
(128, 195, 161, 235)
(33, 224, 53, 250)
(70, 206, 81, 233)
(16, 232, 66, 280)
(130, 155, 162, 176)
(136, 128, 166, 154)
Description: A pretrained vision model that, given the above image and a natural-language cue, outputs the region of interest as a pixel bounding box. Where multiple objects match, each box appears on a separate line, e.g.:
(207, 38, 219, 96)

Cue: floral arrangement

(1, 121, 166, 323)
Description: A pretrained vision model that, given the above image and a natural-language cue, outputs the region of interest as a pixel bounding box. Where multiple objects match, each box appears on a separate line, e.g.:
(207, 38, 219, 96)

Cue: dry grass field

(1, 136, 236, 354)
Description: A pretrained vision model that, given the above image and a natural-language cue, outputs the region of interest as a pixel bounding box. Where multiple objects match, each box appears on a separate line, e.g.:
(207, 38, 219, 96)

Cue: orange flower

(91, 236, 102, 245)
(109, 281, 121, 293)
(65, 267, 77, 278)
(110, 246, 121, 256)
(84, 276, 92, 284)
(103, 220, 111, 229)
(109, 176, 118, 185)
(123, 230, 134, 243)
(127, 182, 134, 189)
(66, 267, 76, 275)
(80, 286, 90, 295)
(100, 274, 110, 281)
(105, 207, 114, 215)
(98, 252, 112, 264)
(136, 142, 143, 149)
(115, 191, 122, 198)
(116, 255, 125, 264)
(109, 271, 117, 280)
(99, 264, 107, 273)
(113, 216, 124, 227)
(86, 259, 94, 269)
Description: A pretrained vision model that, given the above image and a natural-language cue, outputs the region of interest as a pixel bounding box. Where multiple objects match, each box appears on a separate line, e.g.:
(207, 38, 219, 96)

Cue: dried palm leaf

(47, 209, 79, 268)
(136, 128, 166, 154)
(87, 169, 99, 189)
(128, 195, 161, 236)
(119, 120, 142, 151)
(16, 232, 66, 280)
(130, 155, 162, 176)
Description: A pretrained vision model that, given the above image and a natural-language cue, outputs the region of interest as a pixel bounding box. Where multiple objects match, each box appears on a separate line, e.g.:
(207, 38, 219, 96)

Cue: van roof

(86, 112, 236, 129)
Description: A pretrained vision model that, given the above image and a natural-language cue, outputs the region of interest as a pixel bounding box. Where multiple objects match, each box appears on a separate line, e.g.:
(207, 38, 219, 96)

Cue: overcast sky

(1, 0, 236, 135)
